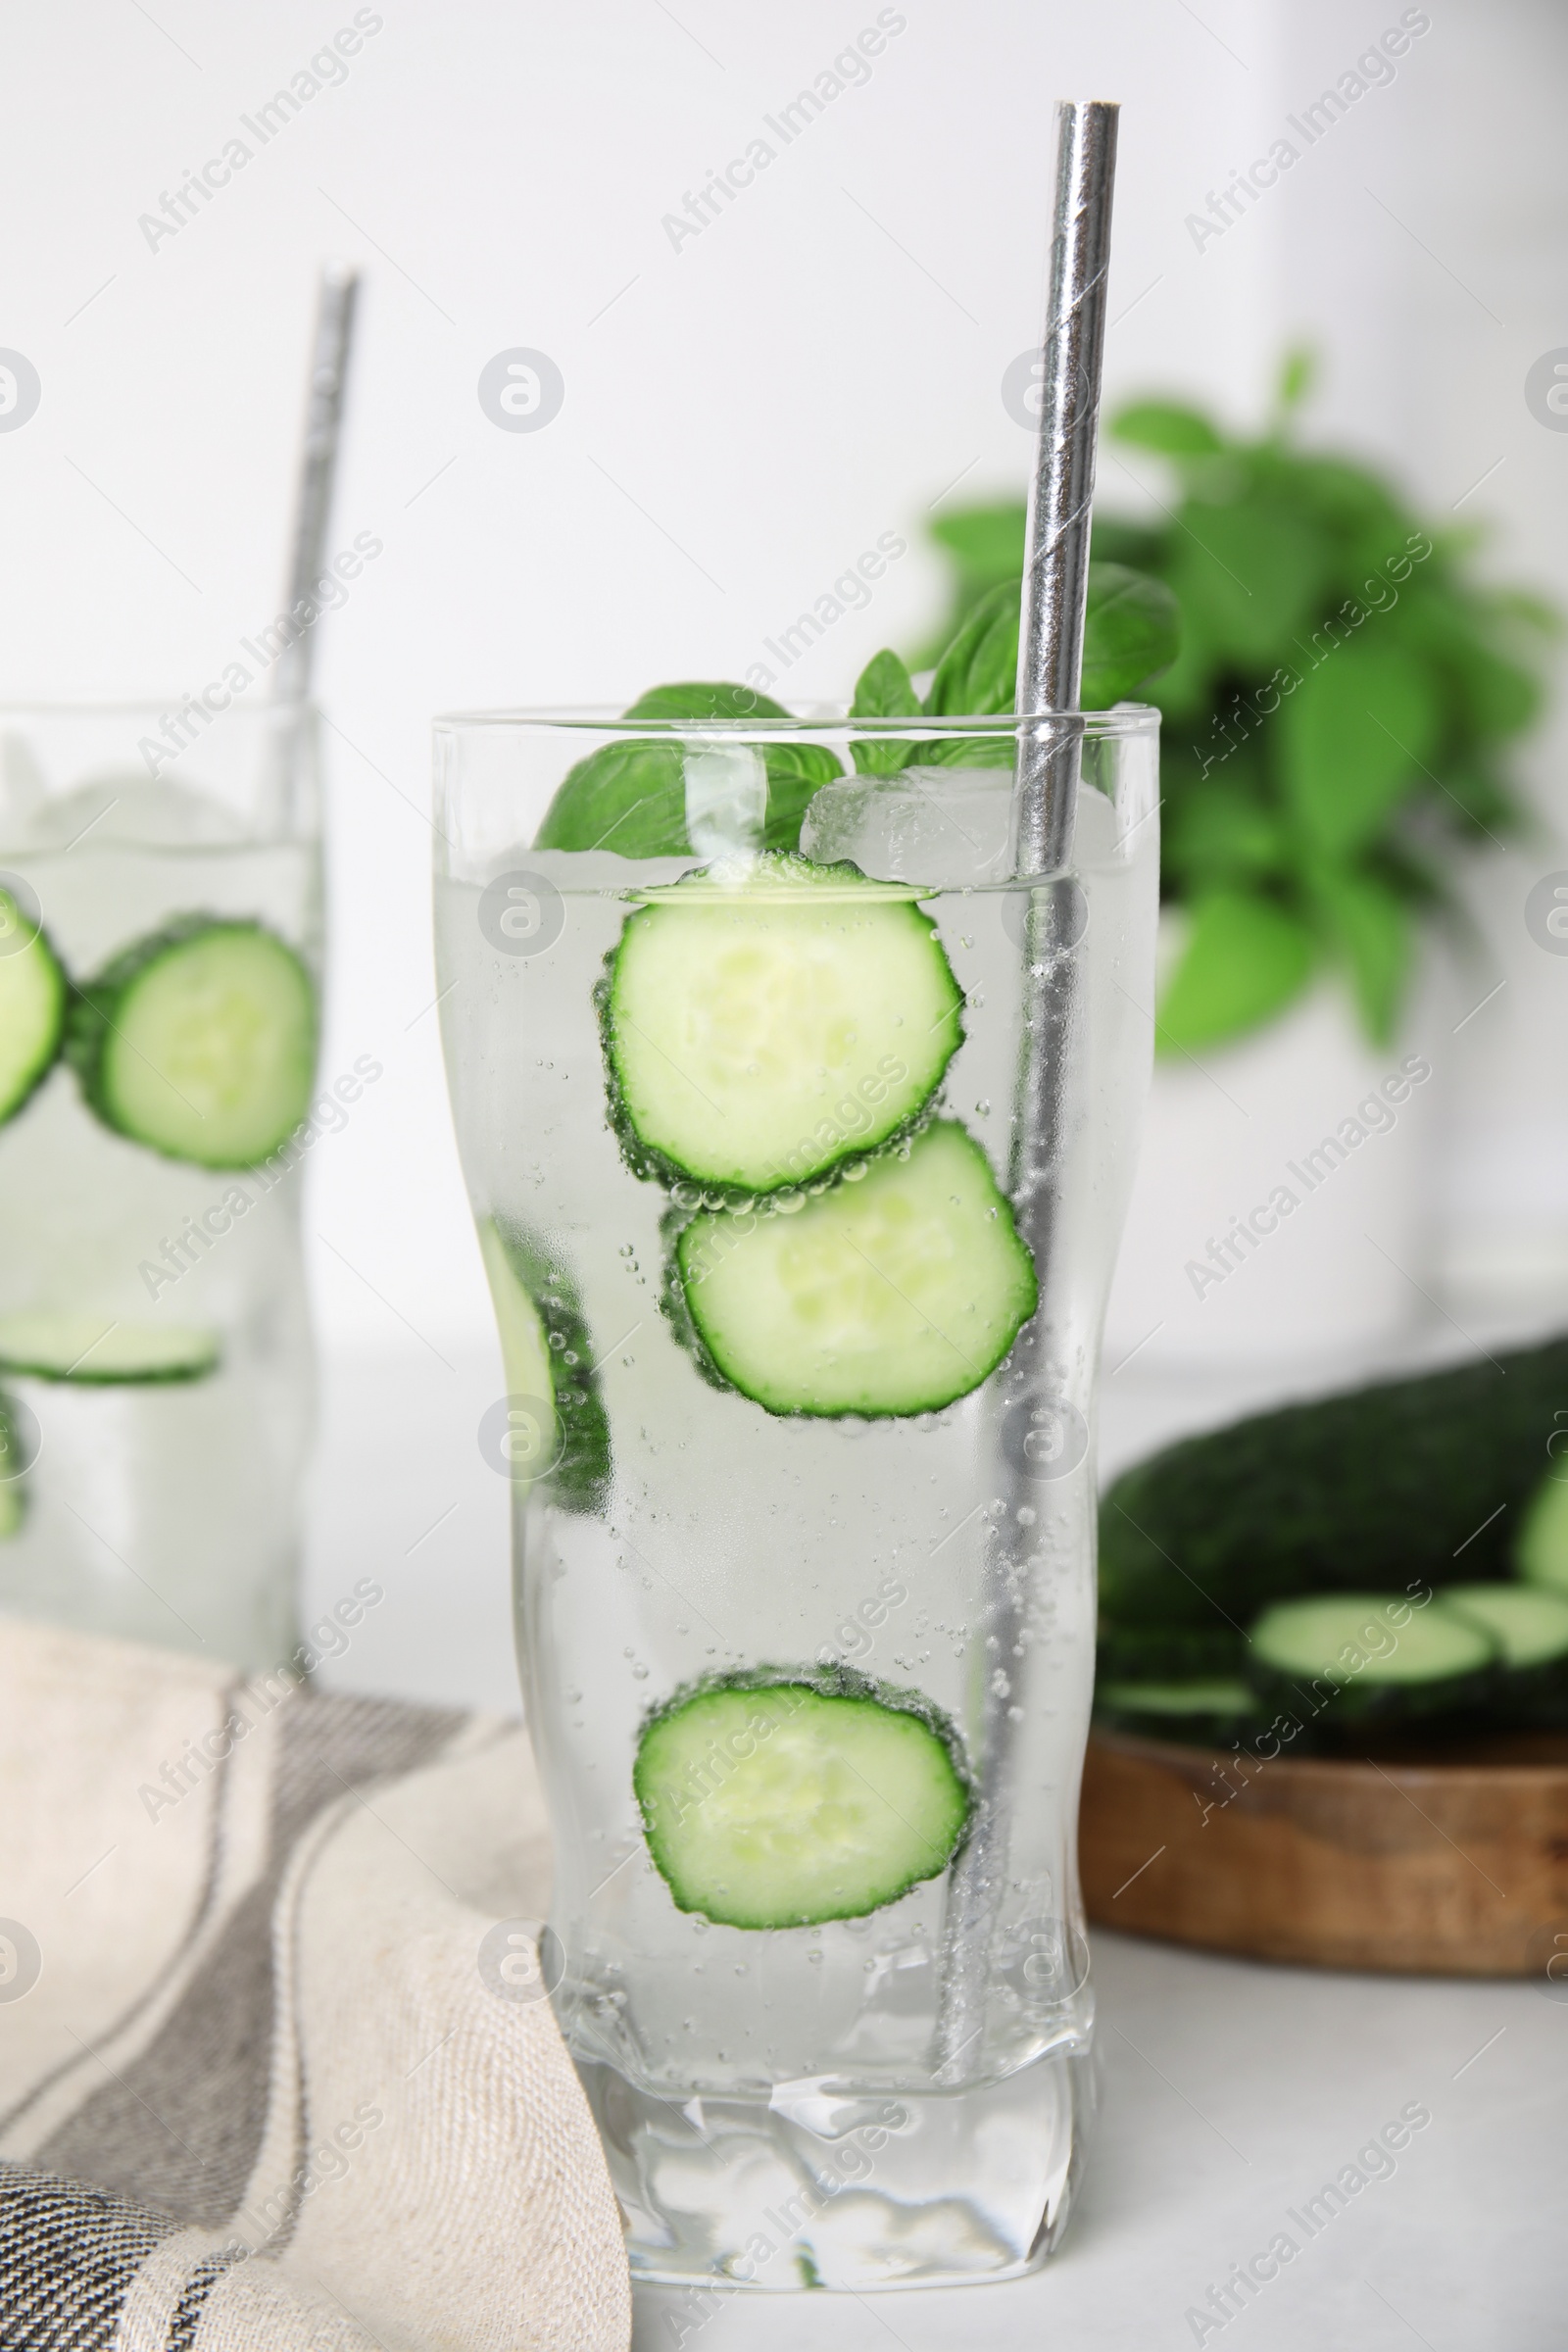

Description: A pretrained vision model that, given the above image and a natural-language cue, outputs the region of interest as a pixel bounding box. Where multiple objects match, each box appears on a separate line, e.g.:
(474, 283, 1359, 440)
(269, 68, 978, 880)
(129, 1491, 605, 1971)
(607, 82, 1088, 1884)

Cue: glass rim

(432, 701, 1160, 740)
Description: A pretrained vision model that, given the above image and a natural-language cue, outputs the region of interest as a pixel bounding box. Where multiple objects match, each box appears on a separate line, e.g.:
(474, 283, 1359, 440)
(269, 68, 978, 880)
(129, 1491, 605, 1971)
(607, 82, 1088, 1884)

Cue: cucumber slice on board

(478, 1219, 611, 1514)
(1516, 1471, 1568, 1595)
(633, 1671, 971, 1930)
(0, 1313, 220, 1384)
(1446, 1583, 1568, 1667)
(67, 917, 317, 1169)
(0, 890, 68, 1126)
(675, 1120, 1036, 1418)
(604, 854, 963, 1197)
(1249, 1592, 1497, 1734)
(535, 685, 842, 859)
(1445, 1582, 1568, 1728)
(1095, 1679, 1260, 1747)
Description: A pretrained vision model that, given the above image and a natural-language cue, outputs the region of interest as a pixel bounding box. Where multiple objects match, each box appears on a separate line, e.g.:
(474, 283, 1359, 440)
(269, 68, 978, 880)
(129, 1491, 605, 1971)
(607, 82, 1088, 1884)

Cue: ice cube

(802, 760, 1127, 886)
(16, 773, 246, 852)
(683, 745, 766, 858)
(800, 764, 1016, 889)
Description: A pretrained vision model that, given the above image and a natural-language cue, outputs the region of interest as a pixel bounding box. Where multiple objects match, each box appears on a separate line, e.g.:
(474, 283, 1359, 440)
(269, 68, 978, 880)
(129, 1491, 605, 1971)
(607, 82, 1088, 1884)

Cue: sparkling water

(435, 749, 1156, 2288)
(0, 771, 320, 1667)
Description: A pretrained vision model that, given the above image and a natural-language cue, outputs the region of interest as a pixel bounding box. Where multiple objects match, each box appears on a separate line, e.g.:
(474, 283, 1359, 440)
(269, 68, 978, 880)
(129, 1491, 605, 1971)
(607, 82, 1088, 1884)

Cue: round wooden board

(1079, 1728, 1568, 1975)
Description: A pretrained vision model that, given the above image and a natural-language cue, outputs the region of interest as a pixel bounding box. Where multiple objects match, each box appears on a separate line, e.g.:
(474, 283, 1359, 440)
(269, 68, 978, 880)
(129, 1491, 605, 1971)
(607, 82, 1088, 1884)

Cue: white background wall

(1, 0, 1564, 1358)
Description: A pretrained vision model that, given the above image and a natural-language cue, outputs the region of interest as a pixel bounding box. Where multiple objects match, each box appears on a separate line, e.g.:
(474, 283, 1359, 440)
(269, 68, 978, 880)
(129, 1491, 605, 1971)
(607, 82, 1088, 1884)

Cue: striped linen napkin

(0, 1619, 631, 2351)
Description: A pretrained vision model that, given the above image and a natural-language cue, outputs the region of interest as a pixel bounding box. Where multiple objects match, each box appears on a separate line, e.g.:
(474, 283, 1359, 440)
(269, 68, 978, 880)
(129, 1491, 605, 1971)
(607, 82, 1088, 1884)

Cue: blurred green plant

(918, 352, 1558, 1053)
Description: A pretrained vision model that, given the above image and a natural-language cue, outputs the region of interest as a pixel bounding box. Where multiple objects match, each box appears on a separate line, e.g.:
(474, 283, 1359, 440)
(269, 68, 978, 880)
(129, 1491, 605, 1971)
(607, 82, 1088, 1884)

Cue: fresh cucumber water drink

(435, 700, 1157, 2290)
(0, 704, 323, 1667)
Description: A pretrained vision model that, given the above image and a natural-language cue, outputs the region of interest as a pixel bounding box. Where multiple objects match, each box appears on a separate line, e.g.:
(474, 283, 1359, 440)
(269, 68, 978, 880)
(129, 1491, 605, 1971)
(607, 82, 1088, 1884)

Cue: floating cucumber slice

(535, 684, 842, 858)
(633, 1670, 971, 1929)
(478, 1218, 611, 1514)
(604, 854, 963, 1197)
(0, 1313, 220, 1384)
(1516, 1471, 1568, 1595)
(0, 890, 67, 1125)
(1095, 1678, 1260, 1747)
(67, 916, 317, 1169)
(675, 1121, 1036, 1418)
(1249, 1592, 1497, 1732)
(1446, 1582, 1568, 1728)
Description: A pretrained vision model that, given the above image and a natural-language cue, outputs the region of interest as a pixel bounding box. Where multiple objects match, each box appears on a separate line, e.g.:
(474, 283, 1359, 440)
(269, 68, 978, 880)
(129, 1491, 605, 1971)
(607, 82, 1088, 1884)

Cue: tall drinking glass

(434, 705, 1157, 2290)
(0, 703, 322, 1669)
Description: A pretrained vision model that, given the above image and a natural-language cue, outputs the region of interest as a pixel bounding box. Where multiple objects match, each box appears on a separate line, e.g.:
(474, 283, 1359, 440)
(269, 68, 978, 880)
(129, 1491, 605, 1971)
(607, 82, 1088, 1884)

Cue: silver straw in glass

(273, 265, 361, 706)
(1012, 98, 1118, 871)
(935, 99, 1118, 2084)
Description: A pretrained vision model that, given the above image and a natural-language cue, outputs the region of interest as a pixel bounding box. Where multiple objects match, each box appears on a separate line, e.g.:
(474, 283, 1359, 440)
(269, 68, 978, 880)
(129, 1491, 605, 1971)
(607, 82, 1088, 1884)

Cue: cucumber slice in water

(68, 916, 317, 1168)
(1249, 1592, 1497, 1731)
(0, 890, 67, 1125)
(604, 853, 962, 1196)
(634, 1671, 971, 1929)
(0, 1313, 220, 1384)
(1516, 1471, 1568, 1595)
(676, 1120, 1036, 1418)
(478, 1219, 612, 1514)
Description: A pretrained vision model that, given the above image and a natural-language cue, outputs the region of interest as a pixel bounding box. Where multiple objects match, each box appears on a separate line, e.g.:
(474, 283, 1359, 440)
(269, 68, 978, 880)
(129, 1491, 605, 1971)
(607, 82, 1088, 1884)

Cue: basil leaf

(924, 581, 1017, 717)
(1275, 346, 1315, 416)
(924, 564, 1177, 732)
(928, 505, 1027, 577)
(1156, 892, 1314, 1054)
(852, 649, 920, 719)
(1279, 636, 1438, 860)
(1111, 400, 1227, 458)
(535, 738, 689, 857)
(1164, 777, 1289, 891)
(1166, 499, 1331, 669)
(624, 681, 789, 721)
(1309, 866, 1412, 1046)
(758, 742, 843, 849)
(1081, 564, 1179, 708)
(850, 648, 921, 776)
(536, 680, 839, 857)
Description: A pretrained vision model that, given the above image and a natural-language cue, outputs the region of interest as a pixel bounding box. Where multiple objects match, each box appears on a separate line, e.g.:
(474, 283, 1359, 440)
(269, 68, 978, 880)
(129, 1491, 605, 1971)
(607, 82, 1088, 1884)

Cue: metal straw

(1014, 98, 1118, 871)
(935, 100, 1118, 2085)
(273, 265, 361, 705)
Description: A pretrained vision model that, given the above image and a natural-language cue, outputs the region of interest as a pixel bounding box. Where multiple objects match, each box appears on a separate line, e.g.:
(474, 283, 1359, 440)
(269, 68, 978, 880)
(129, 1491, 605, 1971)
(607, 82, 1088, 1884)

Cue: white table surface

(305, 1324, 1568, 2351)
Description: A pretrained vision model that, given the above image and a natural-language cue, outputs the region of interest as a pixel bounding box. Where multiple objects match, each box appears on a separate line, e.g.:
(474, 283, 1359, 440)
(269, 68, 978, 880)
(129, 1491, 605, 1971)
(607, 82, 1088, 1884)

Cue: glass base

(578, 2047, 1093, 2292)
